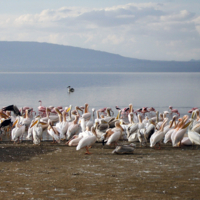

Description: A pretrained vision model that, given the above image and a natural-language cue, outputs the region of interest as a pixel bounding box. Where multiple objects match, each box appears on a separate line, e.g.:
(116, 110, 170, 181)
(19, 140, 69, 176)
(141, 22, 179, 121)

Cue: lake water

(0, 72, 199, 116)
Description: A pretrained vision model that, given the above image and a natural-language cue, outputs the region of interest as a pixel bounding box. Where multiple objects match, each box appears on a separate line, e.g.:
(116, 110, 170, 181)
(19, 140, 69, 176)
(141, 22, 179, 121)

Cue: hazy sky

(0, 0, 200, 61)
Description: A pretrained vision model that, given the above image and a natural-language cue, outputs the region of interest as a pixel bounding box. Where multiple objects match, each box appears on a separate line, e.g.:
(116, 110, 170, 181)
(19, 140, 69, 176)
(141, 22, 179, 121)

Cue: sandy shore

(0, 141, 200, 199)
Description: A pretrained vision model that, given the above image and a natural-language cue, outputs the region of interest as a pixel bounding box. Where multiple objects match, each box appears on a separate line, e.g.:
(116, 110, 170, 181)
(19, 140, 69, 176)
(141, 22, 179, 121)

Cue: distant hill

(0, 41, 199, 72)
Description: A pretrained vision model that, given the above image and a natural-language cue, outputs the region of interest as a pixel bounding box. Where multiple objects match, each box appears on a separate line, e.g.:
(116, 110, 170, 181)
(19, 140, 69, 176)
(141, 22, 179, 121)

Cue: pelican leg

(192, 143, 194, 150)
(85, 147, 92, 155)
(154, 143, 161, 150)
(65, 135, 76, 145)
(51, 139, 57, 144)
(178, 141, 182, 147)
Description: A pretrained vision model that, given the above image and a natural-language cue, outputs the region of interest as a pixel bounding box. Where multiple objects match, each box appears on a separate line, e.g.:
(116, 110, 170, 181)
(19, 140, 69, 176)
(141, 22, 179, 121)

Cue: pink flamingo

(38, 100, 46, 111)
(140, 107, 149, 120)
(51, 107, 64, 114)
(188, 107, 198, 113)
(38, 100, 46, 117)
(169, 106, 180, 118)
(97, 107, 107, 115)
(115, 106, 130, 115)
(148, 107, 156, 118)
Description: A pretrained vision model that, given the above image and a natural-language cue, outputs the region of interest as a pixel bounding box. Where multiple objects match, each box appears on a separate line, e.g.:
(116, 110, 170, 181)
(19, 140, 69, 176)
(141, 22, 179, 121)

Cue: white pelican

(150, 118, 168, 149)
(93, 120, 109, 142)
(103, 108, 115, 123)
(40, 108, 59, 123)
(66, 115, 81, 140)
(11, 117, 26, 143)
(21, 109, 32, 130)
(126, 112, 138, 138)
(188, 120, 200, 146)
(144, 119, 155, 141)
(137, 128, 147, 147)
(76, 127, 97, 154)
(82, 103, 91, 121)
(171, 115, 190, 147)
(47, 119, 60, 144)
(68, 126, 94, 147)
(105, 122, 124, 146)
(55, 108, 70, 140)
(181, 137, 193, 146)
(32, 117, 43, 145)
(163, 116, 177, 144)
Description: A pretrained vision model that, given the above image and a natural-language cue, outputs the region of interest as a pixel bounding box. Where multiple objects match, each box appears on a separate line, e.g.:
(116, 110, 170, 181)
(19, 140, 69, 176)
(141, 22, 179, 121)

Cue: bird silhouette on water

(67, 86, 75, 93)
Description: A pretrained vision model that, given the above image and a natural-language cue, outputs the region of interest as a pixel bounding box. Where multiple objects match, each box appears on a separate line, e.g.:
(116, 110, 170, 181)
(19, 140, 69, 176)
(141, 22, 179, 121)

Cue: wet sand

(0, 141, 200, 199)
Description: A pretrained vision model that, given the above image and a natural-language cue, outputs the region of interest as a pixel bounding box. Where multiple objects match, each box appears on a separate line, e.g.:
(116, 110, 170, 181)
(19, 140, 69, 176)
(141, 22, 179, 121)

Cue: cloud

(0, 2, 200, 61)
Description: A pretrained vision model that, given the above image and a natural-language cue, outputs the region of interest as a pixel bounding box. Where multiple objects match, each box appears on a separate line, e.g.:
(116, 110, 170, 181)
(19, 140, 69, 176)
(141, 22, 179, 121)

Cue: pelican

(171, 115, 191, 147)
(66, 115, 81, 140)
(163, 116, 177, 144)
(150, 118, 168, 149)
(181, 137, 193, 146)
(68, 125, 94, 146)
(105, 122, 124, 147)
(32, 117, 43, 145)
(21, 109, 32, 130)
(40, 108, 59, 123)
(27, 116, 48, 141)
(188, 125, 200, 146)
(47, 119, 60, 144)
(187, 116, 200, 146)
(137, 128, 147, 147)
(76, 127, 97, 154)
(11, 117, 26, 143)
(82, 103, 91, 121)
(55, 108, 70, 140)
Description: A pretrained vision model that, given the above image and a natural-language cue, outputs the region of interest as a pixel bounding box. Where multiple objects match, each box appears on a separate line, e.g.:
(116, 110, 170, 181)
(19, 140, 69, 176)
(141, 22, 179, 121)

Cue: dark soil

(0, 141, 200, 199)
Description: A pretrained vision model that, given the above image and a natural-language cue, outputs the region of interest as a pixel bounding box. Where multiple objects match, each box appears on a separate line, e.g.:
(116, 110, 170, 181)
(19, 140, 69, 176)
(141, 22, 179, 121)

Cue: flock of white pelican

(0, 101, 200, 154)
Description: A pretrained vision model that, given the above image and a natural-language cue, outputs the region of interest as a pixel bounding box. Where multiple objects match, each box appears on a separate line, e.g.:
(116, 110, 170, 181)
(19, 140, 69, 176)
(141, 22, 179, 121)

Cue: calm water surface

(0, 72, 199, 115)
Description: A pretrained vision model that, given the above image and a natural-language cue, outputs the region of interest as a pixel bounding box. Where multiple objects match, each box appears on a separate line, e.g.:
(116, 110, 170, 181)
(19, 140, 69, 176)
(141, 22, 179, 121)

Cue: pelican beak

(116, 111, 121, 120)
(39, 121, 47, 126)
(66, 107, 71, 113)
(182, 120, 192, 129)
(120, 125, 124, 131)
(77, 107, 83, 113)
(12, 119, 18, 128)
(191, 111, 196, 119)
(30, 120, 39, 128)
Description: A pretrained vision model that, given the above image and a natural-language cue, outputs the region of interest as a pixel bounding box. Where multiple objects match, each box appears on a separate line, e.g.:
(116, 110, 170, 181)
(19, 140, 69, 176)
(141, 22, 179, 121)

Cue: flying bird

(2, 105, 22, 116)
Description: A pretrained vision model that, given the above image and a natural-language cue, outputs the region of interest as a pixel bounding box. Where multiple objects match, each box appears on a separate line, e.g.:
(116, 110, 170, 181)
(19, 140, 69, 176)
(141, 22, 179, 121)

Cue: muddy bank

(0, 142, 200, 199)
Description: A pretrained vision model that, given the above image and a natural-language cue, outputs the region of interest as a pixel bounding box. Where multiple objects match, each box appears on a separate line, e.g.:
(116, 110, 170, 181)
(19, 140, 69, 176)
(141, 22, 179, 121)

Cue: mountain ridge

(0, 41, 199, 72)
